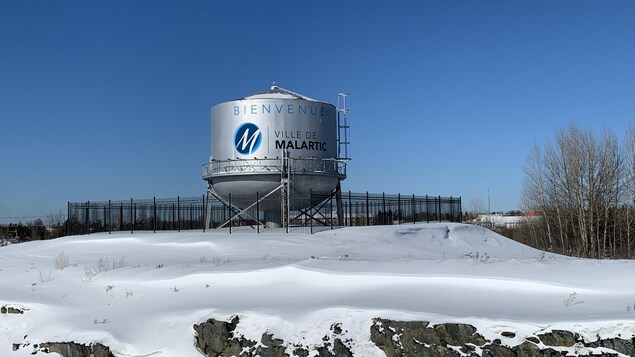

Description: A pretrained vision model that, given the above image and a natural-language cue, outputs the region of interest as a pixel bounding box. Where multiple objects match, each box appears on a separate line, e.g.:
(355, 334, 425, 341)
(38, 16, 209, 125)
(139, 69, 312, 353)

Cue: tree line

(0, 211, 66, 241)
(521, 124, 635, 258)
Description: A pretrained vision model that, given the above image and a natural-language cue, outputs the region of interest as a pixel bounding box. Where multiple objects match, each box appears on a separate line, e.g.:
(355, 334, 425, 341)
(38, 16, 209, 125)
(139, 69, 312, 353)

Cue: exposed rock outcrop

(39, 342, 114, 357)
(1, 305, 27, 314)
(193, 316, 354, 357)
(370, 319, 632, 357)
(587, 337, 635, 356)
(370, 318, 486, 357)
(191, 316, 635, 357)
(9, 316, 633, 356)
(193, 315, 245, 356)
(536, 329, 580, 347)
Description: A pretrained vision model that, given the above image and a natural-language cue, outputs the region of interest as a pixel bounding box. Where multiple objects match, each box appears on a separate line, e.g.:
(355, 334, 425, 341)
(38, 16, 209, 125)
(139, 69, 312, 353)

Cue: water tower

(203, 85, 350, 228)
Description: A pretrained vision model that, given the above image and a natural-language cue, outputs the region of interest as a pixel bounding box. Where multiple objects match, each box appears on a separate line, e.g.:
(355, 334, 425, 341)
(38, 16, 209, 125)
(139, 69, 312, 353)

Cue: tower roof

(236, 85, 318, 102)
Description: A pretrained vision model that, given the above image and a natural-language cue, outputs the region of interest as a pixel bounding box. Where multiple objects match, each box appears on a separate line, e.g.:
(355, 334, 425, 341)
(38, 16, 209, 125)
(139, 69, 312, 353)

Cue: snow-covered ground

(1, 223, 634, 356)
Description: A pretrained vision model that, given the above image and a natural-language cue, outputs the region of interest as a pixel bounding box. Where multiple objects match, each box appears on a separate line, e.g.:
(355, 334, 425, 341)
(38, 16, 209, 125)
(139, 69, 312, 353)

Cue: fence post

(109, 200, 112, 234)
(412, 194, 416, 224)
(330, 193, 334, 229)
(256, 192, 260, 234)
(228, 193, 232, 234)
(222, 197, 226, 229)
(437, 195, 441, 222)
(348, 191, 352, 227)
(459, 197, 463, 223)
(382, 192, 386, 225)
(171, 204, 175, 230)
(398, 193, 401, 225)
(309, 189, 313, 234)
(177, 196, 181, 232)
(426, 195, 429, 223)
(366, 192, 370, 226)
(131, 198, 134, 234)
(85, 201, 90, 235)
(450, 196, 454, 223)
(153, 197, 157, 233)
(66, 201, 70, 236)
(202, 194, 206, 232)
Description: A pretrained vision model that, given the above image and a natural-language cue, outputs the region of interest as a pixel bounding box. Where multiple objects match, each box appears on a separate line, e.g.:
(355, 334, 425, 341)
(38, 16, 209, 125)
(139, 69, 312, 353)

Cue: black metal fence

(66, 196, 206, 235)
(67, 192, 461, 236)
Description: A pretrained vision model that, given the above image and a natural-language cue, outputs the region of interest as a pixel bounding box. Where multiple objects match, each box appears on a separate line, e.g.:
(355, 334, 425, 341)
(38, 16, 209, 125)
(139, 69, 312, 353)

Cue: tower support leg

(205, 182, 213, 230)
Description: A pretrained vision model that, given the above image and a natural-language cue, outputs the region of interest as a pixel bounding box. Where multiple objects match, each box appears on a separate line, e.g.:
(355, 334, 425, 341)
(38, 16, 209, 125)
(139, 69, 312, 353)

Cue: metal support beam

(213, 189, 270, 229)
(205, 182, 213, 230)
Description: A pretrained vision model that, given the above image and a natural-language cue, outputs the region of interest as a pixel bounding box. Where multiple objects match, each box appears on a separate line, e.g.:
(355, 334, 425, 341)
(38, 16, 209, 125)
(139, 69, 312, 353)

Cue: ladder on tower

(281, 150, 292, 231)
(337, 93, 351, 161)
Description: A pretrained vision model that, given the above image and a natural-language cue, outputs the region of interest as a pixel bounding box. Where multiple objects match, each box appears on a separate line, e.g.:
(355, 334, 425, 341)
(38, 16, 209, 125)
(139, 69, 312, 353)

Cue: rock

(39, 342, 114, 357)
(293, 344, 310, 357)
(332, 338, 353, 357)
(370, 319, 482, 357)
(512, 341, 541, 357)
(193, 315, 242, 356)
(1, 305, 25, 314)
(501, 331, 516, 338)
(316, 345, 332, 357)
(331, 323, 343, 335)
(492, 339, 502, 345)
(587, 337, 634, 356)
(257, 332, 287, 357)
(195, 317, 356, 357)
(482, 344, 515, 357)
(260, 332, 284, 348)
(420, 344, 462, 357)
(92, 343, 115, 357)
(370, 318, 432, 357)
(459, 343, 476, 355)
(512, 341, 562, 357)
(315, 338, 352, 357)
(537, 329, 580, 347)
(433, 323, 487, 346)
(370, 319, 503, 356)
(525, 336, 540, 344)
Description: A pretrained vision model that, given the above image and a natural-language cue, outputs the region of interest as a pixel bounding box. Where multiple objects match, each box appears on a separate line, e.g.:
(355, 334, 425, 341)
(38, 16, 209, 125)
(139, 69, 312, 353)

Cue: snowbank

(1, 223, 634, 356)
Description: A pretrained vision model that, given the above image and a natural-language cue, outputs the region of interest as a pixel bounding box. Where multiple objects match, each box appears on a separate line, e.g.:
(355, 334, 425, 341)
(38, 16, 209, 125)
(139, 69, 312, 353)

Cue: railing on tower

(202, 158, 347, 179)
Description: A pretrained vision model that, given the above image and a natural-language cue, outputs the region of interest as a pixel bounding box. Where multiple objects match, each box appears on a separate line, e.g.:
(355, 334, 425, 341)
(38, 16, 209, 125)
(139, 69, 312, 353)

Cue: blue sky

(2, 1, 635, 222)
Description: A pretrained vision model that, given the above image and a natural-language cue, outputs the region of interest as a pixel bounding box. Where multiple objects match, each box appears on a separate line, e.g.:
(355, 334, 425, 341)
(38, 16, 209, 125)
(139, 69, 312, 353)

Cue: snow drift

(1, 223, 634, 356)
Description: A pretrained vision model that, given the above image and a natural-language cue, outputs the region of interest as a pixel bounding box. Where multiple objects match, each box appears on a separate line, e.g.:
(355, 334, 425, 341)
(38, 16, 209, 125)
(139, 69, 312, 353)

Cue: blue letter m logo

(233, 123, 262, 155)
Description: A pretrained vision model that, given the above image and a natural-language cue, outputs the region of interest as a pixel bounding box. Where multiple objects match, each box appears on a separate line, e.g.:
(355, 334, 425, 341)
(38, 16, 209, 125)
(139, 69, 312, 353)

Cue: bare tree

(467, 196, 486, 220)
(522, 125, 628, 258)
(624, 127, 635, 258)
(522, 143, 553, 250)
(46, 210, 67, 238)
